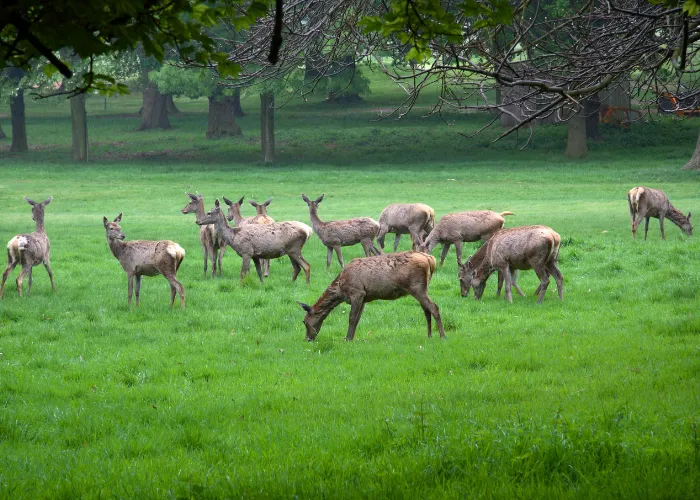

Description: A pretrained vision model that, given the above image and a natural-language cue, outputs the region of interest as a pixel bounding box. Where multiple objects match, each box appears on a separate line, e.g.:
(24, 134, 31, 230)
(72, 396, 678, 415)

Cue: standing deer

(377, 203, 435, 251)
(418, 210, 515, 267)
(459, 225, 563, 304)
(298, 252, 445, 341)
(197, 199, 312, 283)
(103, 214, 186, 308)
(627, 186, 692, 240)
(223, 196, 275, 276)
(181, 192, 226, 278)
(301, 193, 381, 269)
(1, 196, 56, 298)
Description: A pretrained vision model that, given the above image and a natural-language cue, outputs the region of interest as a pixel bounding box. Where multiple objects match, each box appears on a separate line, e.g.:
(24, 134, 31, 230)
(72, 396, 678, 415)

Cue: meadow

(0, 79, 699, 498)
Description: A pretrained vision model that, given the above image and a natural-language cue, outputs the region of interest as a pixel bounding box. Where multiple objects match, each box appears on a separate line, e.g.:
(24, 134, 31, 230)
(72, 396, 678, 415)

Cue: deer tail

(500, 211, 515, 217)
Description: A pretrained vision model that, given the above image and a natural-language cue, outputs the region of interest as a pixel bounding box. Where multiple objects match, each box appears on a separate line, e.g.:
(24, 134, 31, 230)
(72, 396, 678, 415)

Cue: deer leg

(218, 246, 225, 277)
(370, 239, 382, 255)
(346, 298, 366, 341)
(210, 248, 217, 279)
(455, 241, 464, 267)
(0, 254, 19, 299)
(333, 246, 344, 268)
(26, 267, 33, 296)
(534, 266, 551, 304)
(547, 262, 564, 300)
(300, 255, 311, 284)
(240, 256, 251, 282)
(289, 256, 301, 281)
(413, 293, 445, 339)
(202, 246, 208, 278)
(163, 271, 185, 308)
(134, 274, 142, 306)
(360, 239, 372, 257)
(497, 271, 504, 297)
(502, 266, 515, 303)
(326, 247, 333, 270)
(16, 265, 31, 297)
(263, 259, 270, 277)
(253, 258, 264, 283)
(44, 261, 55, 292)
(127, 273, 134, 306)
(512, 270, 525, 297)
(659, 216, 666, 240)
(439, 243, 450, 266)
(376, 227, 387, 250)
(393, 234, 401, 252)
(644, 217, 650, 240)
(632, 210, 647, 239)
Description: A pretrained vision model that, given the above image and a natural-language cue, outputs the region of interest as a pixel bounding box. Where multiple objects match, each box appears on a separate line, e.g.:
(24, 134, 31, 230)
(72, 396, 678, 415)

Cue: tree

(1, 1, 256, 95)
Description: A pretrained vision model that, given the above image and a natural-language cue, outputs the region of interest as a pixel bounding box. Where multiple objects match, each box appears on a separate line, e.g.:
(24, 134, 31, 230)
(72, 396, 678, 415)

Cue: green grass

(0, 82, 699, 498)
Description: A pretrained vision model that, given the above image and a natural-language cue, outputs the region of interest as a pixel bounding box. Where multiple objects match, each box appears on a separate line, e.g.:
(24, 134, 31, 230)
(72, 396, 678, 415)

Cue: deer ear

(114, 213, 122, 223)
(237, 196, 244, 205)
(24, 197, 37, 206)
(264, 198, 272, 207)
(249, 200, 258, 207)
(222, 196, 233, 206)
(316, 194, 325, 204)
(186, 192, 198, 200)
(297, 301, 312, 313)
(103, 216, 109, 228)
(688, 212, 692, 219)
(215, 199, 221, 208)
(301, 194, 310, 204)
(43, 196, 53, 206)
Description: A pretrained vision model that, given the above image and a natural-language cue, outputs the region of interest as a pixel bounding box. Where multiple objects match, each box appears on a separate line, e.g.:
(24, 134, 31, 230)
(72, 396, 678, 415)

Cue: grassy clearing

(0, 82, 699, 498)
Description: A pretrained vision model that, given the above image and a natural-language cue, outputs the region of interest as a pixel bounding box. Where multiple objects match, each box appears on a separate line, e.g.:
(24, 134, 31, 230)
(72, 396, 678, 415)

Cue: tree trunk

(10, 88, 28, 153)
(71, 93, 88, 161)
(207, 96, 242, 138)
(565, 111, 588, 159)
(584, 93, 601, 140)
(682, 130, 700, 170)
(165, 94, 181, 115)
(232, 87, 245, 117)
(137, 84, 170, 130)
(260, 92, 275, 164)
(0, 123, 6, 140)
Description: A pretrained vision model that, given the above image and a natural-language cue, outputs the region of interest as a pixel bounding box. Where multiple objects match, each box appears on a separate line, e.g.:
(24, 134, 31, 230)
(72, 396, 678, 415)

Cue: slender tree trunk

(207, 96, 242, 138)
(232, 87, 245, 117)
(10, 88, 28, 152)
(584, 93, 601, 140)
(260, 92, 275, 164)
(565, 111, 588, 159)
(165, 94, 181, 115)
(137, 83, 170, 130)
(682, 130, 700, 170)
(71, 93, 88, 161)
(0, 123, 6, 140)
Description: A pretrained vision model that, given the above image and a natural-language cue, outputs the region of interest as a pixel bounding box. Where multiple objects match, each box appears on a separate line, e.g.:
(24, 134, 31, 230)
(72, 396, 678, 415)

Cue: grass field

(0, 81, 699, 498)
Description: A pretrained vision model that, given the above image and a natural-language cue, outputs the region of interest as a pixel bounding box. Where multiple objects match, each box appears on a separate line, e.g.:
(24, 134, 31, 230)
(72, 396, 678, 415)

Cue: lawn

(0, 79, 698, 498)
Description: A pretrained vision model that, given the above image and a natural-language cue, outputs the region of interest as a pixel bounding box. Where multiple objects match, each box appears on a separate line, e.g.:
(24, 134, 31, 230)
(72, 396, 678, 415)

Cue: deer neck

(107, 236, 126, 260)
(212, 211, 239, 245)
(308, 206, 326, 232)
(666, 205, 689, 229)
(310, 283, 345, 324)
(34, 213, 46, 233)
(231, 205, 245, 226)
(195, 199, 206, 220)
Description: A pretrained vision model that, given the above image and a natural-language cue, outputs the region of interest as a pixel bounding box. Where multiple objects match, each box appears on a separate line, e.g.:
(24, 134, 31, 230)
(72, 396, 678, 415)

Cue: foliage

(0, 0, 270, 95)
(318, 65, 372, 101)
(149, 65, 220, 100)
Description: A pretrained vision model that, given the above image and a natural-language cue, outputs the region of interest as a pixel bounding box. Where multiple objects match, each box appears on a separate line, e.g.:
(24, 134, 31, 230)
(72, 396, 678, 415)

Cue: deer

(103, 213, 186, 308)
(627, 186, 692, 240)
(458, 225, 563, 304)
(223, 196, 275, 276)
(1, 196, 56, 299)
(418, 210, 515, 267)
(377, 203, 435, 252)
(298, 252, 445, 341)
(197, 199, 312, 283)
(181, 192, 226, 278)
(301, 193, 381, 269)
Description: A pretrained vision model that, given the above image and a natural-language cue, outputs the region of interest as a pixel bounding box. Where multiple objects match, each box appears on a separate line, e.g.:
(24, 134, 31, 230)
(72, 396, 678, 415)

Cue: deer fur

(627, 186, 692, 240)
(223, 196, 275, 276)
(459, 225, 563, 304)
(197, 199, 312, 283)
(301, 193, 381, 269)
(298, 252, 445, 341)
(103, 213, 185, 308)
(1, 196, 56, 298)
(181, 192, 226, 278)
(377, 203, 435, 251)
(418, 210, 515, 267)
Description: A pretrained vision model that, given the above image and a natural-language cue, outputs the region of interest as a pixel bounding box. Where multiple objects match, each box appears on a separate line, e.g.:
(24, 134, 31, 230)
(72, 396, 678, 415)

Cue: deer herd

(1, 187, 693, 342)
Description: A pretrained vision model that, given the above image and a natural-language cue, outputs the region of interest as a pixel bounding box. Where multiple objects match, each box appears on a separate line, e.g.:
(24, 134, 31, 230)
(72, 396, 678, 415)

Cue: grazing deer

(418, 210, 515, 267)
(627, 186, 692, 240)
(298, 252, 445, 341)
(223, 196, 275, 276)
(197, 199, 312, 283)
(301, 193, 381, 269)
(181, 192, 226, 278)
(459, 225, 563, 304)
(103, 214, 186, 308)
(1, 196, 56, 298)
(377, 203, 435, 251)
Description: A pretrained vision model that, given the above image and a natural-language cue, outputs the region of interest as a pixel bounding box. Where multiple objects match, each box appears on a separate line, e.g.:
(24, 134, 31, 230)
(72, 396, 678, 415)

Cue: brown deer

(298, 252, 445, 341)
(103, 214, 186, 307)
(197, 199, 312, 283)
(627, 186, 692, 240)
(377, 203, 435, 251)
(1, 196, 56, 298)
(223, 196, 275, 276)
(459, 225, 563, 304)
(181, 192, 226, 278)
(301, 193, 381, 269)
(418, 210, 515, 266)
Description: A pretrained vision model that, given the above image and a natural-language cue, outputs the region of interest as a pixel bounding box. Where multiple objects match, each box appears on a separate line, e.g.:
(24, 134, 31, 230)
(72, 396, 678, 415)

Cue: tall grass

(0, 78, 698, 498)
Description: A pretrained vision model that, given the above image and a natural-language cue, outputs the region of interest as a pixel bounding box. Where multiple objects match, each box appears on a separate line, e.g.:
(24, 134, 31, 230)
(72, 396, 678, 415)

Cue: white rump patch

(289, 221, 313, 240)
(167, 243, 186, 260)
(7, 236, 28, 252)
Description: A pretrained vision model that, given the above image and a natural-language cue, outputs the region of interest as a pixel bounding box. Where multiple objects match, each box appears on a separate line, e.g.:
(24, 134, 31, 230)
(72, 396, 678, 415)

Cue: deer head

(181, 192, 203, 214)
(682, 212, 693, 236)
(250, 198, 273, 215)
(103, 213, 126, 240)
(458, 257, 486, 299)
(196, 199, 224, 226)
(297, 301, 321, 341)
(25, 196, 52, 222)
(222, 196, 245, 222)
